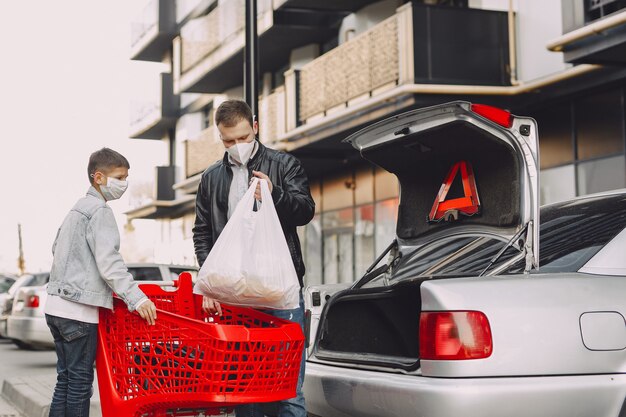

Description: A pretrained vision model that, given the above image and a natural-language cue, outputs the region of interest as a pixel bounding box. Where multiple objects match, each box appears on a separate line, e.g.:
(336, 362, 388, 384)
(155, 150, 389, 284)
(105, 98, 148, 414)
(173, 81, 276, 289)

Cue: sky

(0, 1, 166, 273)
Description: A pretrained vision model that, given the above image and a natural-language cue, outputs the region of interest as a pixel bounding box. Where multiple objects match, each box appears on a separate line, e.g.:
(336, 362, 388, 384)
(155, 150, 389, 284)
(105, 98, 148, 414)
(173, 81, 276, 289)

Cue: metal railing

(298, 14, 399, 121)
(131, 0, 159, 47)
(259, 87, 286, 145)
(180, 0, 273, 74)
(185, 127, 224, 178)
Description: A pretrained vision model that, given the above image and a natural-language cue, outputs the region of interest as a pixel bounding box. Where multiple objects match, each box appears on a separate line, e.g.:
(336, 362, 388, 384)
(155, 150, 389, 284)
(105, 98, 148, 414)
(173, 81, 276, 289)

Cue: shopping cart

(96, 272, 304, 417)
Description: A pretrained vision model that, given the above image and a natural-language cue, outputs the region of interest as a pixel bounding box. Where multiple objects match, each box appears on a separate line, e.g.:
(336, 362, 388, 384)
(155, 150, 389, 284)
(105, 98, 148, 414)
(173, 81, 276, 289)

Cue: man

(192, 99, 315, 417)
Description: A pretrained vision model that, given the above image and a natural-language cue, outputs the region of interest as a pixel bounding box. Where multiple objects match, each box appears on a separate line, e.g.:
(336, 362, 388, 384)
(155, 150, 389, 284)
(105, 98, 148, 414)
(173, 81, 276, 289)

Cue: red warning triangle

(428, 161, 480, 222)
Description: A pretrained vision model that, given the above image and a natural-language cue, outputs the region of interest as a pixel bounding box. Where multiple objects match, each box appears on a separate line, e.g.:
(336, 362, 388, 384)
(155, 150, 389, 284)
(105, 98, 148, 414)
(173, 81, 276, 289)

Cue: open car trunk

(315, 280, 424, 370)
(311, 102, 539, 369)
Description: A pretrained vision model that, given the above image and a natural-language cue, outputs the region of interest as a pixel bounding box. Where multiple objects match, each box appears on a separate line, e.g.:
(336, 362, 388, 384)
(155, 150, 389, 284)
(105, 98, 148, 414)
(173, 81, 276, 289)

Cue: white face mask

(100, 177, 128, 201)
(227, 141, 256, 165)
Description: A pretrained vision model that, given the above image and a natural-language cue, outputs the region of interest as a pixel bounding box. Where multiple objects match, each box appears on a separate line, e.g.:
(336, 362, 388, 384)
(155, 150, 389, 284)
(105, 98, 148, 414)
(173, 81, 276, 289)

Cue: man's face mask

(227, 141, 255, 165)
(100, 177, 128, 201)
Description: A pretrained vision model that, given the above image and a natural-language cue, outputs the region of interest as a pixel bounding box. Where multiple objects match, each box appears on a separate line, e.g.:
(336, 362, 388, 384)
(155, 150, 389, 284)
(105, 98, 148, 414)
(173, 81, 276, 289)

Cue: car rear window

(128, 267, 162, 281)
(31, 273, 50, 286)
(507, 194, 626, 274)
(0, 278, 14, 293)
(169, 268, 197, 281)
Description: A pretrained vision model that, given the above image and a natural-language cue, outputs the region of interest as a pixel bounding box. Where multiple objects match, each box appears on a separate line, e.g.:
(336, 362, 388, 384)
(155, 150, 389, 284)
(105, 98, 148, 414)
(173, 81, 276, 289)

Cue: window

(540, 165, 576, 205)
(303, 216, 323, 286)
(0, 278, 14, 293)
(169, 267, 198, 282)
(390, 236, 511, 281)
(355, 205, 375, 279)
(375, 198, 399, 255)
(128, 267, 162, 281)
(575, 90, 624, 161)
(534, 104, 573, 169)
(507, 194, 626, 274)
(577, 155, 626, 196)
(323, 208, 355, 284)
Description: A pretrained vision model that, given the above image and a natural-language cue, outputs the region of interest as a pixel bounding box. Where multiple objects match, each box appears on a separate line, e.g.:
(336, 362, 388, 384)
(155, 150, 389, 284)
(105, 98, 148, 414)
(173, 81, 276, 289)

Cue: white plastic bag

(194, 178, 300, 310)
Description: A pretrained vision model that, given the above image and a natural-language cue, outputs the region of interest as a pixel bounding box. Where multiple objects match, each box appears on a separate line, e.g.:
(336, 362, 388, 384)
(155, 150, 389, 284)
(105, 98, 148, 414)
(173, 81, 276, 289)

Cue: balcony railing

(555, 0, 626, 64)
(295, 3, 510, 124)
(259, 87, 286, 145)
(299, 15, 399, 122)
(129, 73, 179, 139)
(176, 0, 303, 93)
(130, 0, 176, 62)
(181, 0, 254, 74)
(131, 0, 159, 47)
(185, 126, 224, 178)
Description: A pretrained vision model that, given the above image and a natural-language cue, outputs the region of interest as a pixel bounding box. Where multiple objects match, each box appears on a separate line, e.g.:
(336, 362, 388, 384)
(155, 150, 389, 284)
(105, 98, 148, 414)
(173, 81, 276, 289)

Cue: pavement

(1, 373, 101, 417)
(1, 372, 235, 417)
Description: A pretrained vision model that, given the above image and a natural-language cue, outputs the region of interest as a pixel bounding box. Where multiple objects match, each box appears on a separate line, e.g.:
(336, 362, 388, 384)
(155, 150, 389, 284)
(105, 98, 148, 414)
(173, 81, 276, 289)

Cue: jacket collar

(87, 186, 105, 201)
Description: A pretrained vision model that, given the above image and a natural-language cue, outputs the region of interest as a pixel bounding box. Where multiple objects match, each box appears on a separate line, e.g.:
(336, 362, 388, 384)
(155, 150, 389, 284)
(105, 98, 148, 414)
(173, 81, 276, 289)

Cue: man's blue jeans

(235, 294, 307, 417)
(46, 314, 98, 417)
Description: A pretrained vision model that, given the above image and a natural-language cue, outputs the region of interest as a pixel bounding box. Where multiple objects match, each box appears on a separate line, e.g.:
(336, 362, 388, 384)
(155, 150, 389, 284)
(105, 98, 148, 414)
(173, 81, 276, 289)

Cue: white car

(7, 264, 197, 349)
(303, 101, 626, 417)
(0, 272, 49, 340)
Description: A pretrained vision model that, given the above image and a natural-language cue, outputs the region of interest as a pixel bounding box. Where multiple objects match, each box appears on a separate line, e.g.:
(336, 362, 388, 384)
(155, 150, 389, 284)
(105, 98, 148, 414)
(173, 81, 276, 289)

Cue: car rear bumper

(304, 361, 626, 417)
(7, 316, 54, 347)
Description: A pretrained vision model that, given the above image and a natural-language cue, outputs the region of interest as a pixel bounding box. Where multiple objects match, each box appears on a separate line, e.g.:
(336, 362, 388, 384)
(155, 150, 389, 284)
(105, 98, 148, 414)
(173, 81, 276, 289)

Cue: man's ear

(253, 118, 259, 136)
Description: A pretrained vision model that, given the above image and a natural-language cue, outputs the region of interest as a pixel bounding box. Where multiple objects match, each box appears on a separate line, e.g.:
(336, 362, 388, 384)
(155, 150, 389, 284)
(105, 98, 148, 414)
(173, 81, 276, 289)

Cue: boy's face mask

(101, 177, 128, 201)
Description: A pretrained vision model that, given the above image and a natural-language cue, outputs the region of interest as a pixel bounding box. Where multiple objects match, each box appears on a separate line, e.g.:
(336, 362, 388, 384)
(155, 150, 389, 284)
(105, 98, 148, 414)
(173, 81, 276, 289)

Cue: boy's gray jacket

(47, 187, 147, 311)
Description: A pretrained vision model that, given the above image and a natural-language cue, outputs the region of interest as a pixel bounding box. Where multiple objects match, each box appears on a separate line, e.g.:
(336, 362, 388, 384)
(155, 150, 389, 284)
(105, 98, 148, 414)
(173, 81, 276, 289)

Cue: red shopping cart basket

(96, 272, 304, 417)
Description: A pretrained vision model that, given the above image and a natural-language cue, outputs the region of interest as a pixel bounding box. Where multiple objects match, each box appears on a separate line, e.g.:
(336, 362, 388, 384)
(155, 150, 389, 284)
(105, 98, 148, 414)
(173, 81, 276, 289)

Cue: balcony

(175, 0, 342, 93)
(129, 73, 179, 140)
(548, 1, 626, 64)
(295, 3, 510, 124)
(259, 87, 287, 145)
(125, 166, 195, 221)
(272, 0, 381, 12)
(131, 0, 177, 62)
(184, 126, 224, 178)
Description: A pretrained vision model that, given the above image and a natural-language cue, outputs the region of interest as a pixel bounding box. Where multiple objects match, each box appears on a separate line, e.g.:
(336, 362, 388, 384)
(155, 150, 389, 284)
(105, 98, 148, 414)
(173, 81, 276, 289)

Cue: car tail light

(471, 104, 512, 128)
(420, 311, 492, 360)
(27, 295, 40, 308)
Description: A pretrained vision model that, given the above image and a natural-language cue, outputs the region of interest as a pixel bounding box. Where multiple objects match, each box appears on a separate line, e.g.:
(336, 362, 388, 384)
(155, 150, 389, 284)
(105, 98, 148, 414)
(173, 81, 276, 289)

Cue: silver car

(7, 283, 52, 349)
(7, 264, 198, 349)
(303, 101, 626, 417)
(0, 272, 49, 339)
(0, 275, 16, 294)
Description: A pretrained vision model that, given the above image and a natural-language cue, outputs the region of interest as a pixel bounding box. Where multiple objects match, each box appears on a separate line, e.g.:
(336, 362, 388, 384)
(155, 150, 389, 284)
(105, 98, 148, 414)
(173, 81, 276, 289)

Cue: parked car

(125, 263, 198, 283)
(0, 275, 16, 294)
(7, 264, 197, 349)
(0, 272, 49, 339)
(303, 101, 626, 417)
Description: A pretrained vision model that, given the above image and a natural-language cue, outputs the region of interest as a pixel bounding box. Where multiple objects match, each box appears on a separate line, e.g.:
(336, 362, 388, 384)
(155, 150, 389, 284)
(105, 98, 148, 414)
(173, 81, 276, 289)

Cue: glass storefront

(534, 86, 626, 205)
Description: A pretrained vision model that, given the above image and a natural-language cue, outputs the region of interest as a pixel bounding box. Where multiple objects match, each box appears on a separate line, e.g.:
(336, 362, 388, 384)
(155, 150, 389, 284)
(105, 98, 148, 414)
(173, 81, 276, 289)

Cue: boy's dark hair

(215, 100, 254, 127)
(87, 148, 130, 184)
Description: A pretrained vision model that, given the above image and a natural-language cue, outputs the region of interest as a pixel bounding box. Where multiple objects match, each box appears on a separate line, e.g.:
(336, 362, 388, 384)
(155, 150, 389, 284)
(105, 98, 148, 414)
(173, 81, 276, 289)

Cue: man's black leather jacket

(192, 142, 315, 286)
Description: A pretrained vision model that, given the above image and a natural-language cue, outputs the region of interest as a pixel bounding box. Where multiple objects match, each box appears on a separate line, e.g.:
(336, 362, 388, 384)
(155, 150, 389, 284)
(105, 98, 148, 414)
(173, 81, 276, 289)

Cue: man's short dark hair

(87, 148, 130, 184)
(215, 100, 254, 127)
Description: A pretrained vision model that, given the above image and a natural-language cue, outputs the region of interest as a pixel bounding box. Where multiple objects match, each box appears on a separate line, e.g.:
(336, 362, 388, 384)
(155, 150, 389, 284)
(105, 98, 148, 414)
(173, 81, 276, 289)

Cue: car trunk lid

(345, 101, 539, 275)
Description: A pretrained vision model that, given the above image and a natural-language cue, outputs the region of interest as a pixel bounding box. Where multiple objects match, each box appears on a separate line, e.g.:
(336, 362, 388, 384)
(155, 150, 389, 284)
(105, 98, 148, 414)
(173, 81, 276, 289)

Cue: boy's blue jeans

(46, 314, 98, 417)
(235, 294, 307, 417)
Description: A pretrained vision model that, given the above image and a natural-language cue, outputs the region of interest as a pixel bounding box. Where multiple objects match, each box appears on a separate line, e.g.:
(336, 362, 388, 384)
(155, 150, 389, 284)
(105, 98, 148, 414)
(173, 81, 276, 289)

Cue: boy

(45, 147, 157, 417)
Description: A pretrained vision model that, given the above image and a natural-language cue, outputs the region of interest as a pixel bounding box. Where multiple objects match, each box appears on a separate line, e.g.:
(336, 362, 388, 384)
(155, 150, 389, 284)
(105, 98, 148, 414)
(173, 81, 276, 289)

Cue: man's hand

(136, 299, 157, 325)
(251, 171, 273, 201)
(202, 296, 223, 316)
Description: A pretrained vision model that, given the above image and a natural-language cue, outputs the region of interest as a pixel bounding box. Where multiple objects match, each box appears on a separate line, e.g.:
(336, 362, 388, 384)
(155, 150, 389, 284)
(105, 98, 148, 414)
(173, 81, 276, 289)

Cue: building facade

(126, 0, 626, 286)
